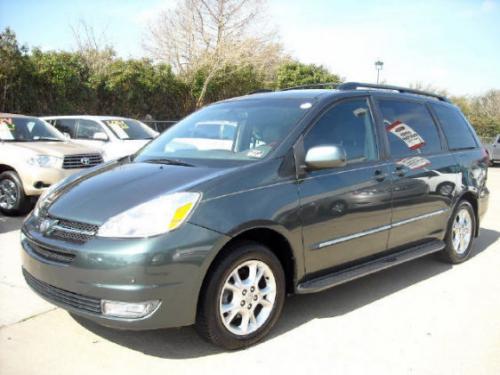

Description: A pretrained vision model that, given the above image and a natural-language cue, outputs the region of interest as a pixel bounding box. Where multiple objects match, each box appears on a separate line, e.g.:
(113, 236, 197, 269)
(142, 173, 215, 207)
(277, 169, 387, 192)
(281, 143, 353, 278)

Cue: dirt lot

(1, 169, 499, 375)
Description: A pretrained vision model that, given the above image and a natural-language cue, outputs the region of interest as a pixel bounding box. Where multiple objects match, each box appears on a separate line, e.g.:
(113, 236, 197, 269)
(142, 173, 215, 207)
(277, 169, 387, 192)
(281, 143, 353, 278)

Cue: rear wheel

(0, 171, 32, 216)
(440, 200, 475, 264)
(195, 241, 286, 349)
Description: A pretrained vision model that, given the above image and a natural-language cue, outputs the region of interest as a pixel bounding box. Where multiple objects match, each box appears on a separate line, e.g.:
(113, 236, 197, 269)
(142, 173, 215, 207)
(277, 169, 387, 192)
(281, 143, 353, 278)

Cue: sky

(1, 0, 499, 96)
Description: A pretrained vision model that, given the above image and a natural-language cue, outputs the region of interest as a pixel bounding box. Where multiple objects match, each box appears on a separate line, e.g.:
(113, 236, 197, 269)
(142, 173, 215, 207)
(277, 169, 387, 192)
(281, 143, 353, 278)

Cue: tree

(275, 62, 342, 89)
(145, 0, 286, 107)
(71, 19, 115, 77)
(97, 59, 189, 119)
(0, 28, 30, 112)
(29, 49, 93, 114)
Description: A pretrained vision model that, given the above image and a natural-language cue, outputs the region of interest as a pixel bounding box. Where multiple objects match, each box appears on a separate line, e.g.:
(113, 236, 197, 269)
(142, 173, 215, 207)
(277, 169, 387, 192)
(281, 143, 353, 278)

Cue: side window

(54, 119, 77, 138)
(430, 104, 478, 150)
(304, 99, 377, 163)
(76, 120, 106, 140)
(379, 100, 443, 158)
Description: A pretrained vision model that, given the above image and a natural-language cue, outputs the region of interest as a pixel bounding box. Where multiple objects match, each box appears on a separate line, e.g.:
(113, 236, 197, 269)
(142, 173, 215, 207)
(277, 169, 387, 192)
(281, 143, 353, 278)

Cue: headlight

(27, 155, 63, 168)
(97, 192, 201, 238)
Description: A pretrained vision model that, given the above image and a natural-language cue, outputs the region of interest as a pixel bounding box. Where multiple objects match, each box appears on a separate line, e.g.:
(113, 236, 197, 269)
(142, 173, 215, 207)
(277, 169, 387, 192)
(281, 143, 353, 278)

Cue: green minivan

(21, 83, 490, 349)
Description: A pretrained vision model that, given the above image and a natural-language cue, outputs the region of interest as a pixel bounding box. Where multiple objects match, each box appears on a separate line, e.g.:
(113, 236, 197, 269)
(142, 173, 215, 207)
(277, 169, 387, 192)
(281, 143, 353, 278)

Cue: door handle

(374, 169, 387, 182)
(394, 165, 406, 177)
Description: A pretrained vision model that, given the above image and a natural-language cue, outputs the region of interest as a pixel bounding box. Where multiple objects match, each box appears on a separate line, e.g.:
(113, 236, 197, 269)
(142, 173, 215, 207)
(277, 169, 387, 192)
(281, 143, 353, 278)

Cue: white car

(42, 116, 158, 161)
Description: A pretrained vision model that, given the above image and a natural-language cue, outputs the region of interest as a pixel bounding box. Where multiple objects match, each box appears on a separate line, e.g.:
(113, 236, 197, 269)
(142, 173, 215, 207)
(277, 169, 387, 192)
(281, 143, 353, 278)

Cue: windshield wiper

(143, 158, 194, 167)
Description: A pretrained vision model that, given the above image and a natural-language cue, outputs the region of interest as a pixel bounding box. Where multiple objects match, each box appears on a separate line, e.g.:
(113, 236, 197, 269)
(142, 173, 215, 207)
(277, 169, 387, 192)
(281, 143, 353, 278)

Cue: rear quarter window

(430, 104, 478, 150)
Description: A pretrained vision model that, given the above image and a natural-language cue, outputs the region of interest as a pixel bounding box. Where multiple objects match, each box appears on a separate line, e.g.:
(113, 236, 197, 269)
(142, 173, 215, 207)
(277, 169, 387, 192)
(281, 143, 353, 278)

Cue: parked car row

(0, 114, 158, 215)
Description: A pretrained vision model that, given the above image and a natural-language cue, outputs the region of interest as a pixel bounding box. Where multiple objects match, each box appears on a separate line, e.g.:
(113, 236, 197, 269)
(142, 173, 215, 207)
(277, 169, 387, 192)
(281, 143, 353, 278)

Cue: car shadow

(73, 228, 499, 359)
(0, 213, 26, 234)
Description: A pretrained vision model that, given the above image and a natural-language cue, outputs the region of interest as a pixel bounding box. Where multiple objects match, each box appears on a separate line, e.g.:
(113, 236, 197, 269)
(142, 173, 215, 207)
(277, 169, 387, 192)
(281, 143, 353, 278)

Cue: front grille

(50, 218, 98, 243)
(25, 239, 75, 264)
(23, 269, 102, 314)
(63, 153, 103, 169)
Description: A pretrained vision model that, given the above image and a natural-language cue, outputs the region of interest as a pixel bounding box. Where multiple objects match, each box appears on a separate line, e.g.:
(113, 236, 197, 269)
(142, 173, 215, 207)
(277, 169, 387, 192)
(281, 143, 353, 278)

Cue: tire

(0, 171, 32, 216)
(195, 241, 286, 350)
(440, 200, 476, 264)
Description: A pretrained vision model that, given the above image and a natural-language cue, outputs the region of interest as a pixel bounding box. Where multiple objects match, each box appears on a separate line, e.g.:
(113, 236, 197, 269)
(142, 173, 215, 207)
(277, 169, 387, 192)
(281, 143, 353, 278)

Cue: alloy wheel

(0, 179, 18, 210)
(451, 208, 473, 255)
(219, 260, 277, 336)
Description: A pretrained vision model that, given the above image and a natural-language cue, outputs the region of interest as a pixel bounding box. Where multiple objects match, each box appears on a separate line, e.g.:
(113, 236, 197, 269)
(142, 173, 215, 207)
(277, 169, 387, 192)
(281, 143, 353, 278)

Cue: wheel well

(459, 192, 479, 237)
(201, 228, 296, 299)
(0, 164, 15, 174)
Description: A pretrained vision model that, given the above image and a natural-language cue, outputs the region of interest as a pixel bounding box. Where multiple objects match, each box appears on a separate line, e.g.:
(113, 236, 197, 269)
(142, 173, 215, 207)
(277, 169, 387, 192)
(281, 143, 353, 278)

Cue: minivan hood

(47, 160, 228, 224)
(11, 141, 100, 157)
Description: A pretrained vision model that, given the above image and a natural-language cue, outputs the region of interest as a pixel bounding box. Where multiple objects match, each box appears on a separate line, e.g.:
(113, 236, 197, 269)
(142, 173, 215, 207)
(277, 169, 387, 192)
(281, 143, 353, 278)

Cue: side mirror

(62, 132, 71, 140)
(93, 132, 108, 141)
(305, 145, 347, 170)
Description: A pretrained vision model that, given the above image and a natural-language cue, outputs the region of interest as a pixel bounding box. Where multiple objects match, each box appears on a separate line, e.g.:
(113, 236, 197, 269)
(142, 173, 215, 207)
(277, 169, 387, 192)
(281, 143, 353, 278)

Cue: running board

(297, 240, 445, 294)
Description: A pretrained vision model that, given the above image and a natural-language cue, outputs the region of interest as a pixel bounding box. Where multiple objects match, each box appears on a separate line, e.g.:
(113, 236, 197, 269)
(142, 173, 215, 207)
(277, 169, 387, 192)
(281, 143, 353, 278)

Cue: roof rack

(281, 82, 340, 91)
(337, 82, 450, 102)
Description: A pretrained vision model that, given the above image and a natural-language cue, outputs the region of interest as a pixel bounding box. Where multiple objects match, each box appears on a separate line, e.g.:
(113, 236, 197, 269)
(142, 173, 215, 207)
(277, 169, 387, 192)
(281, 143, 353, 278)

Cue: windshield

(135, 98, 313, 162)
(0, 117, 65, 142)
(102, 119, 156, 140)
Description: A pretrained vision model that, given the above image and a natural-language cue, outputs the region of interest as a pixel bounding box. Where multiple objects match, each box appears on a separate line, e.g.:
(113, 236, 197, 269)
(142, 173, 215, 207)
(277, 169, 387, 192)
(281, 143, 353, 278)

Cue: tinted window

(76, 120, 106, 140)
(378, 100, 442, 158)
(431, 104, 478, 150)
(54, 119, 77, 138)
(304, 99, 377, 163)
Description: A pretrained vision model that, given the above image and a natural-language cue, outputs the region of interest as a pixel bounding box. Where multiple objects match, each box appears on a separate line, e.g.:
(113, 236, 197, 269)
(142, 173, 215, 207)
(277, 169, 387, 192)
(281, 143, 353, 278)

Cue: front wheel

(0, 171, 32, 216)
(440, 201, 476, 264)
(195, 241, 286, 349)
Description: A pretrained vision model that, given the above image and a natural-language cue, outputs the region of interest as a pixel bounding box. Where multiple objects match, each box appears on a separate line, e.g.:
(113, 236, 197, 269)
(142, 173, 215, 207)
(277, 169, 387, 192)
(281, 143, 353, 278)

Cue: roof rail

(337, 82, 450, 102)
(281, 82, 340, 91)
(247, 89, 274, 95)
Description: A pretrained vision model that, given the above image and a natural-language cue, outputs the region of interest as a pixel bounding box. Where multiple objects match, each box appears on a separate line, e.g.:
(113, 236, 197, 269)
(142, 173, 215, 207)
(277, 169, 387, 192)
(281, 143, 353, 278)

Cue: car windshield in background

(135, 99, 314, 162)
(103, 119, 156, 140)
(0, 117, 65, 142)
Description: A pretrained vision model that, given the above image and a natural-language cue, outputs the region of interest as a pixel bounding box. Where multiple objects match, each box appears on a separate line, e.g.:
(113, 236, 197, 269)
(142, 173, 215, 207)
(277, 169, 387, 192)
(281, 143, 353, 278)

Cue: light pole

(375, 60, 384, 84)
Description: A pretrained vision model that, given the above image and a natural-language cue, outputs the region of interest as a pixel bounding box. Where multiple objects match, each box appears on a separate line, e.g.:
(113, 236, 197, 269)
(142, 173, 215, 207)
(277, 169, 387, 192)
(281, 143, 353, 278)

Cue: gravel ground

(1, 168, 499, 375)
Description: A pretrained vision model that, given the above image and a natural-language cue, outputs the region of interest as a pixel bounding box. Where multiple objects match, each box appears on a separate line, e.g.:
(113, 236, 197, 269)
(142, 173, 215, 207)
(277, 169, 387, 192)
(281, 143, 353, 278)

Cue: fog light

(101, 300, 161, 319)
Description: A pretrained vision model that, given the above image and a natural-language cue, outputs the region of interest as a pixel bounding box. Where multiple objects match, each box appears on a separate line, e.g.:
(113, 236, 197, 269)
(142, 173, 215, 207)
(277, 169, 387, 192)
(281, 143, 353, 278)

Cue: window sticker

(397, 156, 431, 170)
(386, 120, 425, 150)
(0, 119, 15, 140)
(106, 120, 129, 139)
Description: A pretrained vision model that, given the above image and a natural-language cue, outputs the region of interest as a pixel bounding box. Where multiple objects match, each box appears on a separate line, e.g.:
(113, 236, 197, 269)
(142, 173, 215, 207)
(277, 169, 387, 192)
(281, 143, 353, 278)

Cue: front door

(298, 98, 393, 275)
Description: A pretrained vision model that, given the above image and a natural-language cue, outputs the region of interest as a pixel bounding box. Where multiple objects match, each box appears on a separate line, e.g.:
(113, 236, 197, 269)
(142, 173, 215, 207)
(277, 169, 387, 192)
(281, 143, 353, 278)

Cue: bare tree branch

(143, 0, 286, 106)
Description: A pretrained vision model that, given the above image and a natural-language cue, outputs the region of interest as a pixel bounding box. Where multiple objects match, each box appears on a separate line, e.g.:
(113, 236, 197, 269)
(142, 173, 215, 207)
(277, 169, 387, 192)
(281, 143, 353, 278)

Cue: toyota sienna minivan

(21, 83, 490, 349)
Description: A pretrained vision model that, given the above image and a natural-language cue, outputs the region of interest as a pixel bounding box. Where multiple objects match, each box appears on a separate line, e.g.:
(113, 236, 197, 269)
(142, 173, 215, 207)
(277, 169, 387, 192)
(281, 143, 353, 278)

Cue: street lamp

(374, 60, 384, 84)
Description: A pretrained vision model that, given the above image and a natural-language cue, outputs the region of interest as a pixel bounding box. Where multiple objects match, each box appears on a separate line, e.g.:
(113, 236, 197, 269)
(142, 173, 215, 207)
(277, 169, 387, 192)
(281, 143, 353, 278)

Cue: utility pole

(375, 60, 384, 84)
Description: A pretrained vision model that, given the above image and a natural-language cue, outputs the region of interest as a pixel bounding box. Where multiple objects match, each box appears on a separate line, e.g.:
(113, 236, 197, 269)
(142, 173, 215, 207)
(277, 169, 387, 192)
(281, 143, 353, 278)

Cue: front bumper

(21, 216, 230, 330)
(19, 167, 85, 197)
